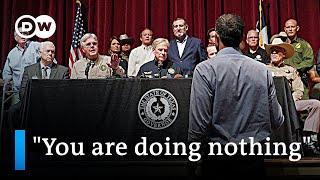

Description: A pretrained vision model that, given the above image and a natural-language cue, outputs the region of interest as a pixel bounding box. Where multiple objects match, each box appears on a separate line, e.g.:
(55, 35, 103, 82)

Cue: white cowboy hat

(119, 34, 133, 45)
(265, 38, 294, 59)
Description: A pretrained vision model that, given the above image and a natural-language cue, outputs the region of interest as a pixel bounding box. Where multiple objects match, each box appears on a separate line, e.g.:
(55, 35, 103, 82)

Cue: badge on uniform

(100, 65, 107, 71)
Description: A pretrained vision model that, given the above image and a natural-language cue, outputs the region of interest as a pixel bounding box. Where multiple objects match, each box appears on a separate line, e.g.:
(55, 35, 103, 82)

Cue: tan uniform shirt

(71, 55, 119, 79)
(267, 64, 304, 101)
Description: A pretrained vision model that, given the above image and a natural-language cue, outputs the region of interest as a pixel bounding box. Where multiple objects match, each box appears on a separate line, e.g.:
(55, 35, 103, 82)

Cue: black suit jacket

(168, 36, 207, 76)
(20, 62, 69, 98)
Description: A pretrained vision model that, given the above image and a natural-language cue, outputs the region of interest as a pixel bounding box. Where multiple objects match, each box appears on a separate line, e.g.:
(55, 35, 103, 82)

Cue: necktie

(42, 67, 49, 79)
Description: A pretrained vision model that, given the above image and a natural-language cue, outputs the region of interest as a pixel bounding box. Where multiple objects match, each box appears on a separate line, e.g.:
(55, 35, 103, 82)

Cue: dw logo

(15, 15, 56, 39)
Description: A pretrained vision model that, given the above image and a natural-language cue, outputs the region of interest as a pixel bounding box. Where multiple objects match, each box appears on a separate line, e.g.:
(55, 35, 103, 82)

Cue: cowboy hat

(265, 38, 294, 59)
(119, 34, 133, 45)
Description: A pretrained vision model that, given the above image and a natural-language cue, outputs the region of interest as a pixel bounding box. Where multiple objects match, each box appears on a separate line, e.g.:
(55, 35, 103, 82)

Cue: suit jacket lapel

(36, 63, 42, 79)
(172, 41, 180, 59)
(181, 37, 192, 59)
(50, 63, 58, 79)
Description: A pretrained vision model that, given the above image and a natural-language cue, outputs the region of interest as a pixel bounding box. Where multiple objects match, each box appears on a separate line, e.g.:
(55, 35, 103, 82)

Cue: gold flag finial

(76, 0, 81, 6)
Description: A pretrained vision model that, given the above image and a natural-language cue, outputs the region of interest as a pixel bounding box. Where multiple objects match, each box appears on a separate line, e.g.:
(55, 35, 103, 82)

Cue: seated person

(20, 41, 69, 99)
(137, 38, 182, 78)
(266, 38, 320, 156)
(71, 33, 125, 79)
(308, 65, 320, 99)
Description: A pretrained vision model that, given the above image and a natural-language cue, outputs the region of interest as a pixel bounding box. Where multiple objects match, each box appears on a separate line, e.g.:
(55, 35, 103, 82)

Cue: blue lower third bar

(15, 130, 26, 170)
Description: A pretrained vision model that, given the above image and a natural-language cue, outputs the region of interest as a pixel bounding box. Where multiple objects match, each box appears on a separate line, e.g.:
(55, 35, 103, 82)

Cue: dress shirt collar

(217, 47, 243, 56)
(249, 47, 259, 54)
(176, 35, 188, 43)
(142, 44, 152, 50)
(40, 61, 53, 69)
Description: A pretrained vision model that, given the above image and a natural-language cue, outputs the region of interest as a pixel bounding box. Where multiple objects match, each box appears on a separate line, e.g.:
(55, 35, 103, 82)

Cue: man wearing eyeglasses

(266, 38, 320, 156)
(168, 18, 207, 77)
(71, 33, 125, 79)
(244, 29, 269, 64)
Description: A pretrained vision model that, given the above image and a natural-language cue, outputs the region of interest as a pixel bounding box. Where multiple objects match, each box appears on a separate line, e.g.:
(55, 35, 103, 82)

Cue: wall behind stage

(0, 0, 319, 68)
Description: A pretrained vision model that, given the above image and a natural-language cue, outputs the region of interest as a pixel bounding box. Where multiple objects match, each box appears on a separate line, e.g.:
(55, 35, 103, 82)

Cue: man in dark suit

(20, 41, 69, 99)
(168, 18, 207, 77)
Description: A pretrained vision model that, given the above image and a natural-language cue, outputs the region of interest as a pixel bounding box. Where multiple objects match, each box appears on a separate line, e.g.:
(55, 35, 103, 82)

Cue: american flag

(69, 0, 85, 70)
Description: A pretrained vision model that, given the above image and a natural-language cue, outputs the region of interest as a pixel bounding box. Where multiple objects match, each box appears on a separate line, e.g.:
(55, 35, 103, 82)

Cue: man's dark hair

(215, 14, 244, 47)
(207, 28, 215, 39)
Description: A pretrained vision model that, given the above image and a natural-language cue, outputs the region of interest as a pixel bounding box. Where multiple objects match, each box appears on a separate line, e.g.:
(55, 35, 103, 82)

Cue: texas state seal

(138, 88, 178, 130)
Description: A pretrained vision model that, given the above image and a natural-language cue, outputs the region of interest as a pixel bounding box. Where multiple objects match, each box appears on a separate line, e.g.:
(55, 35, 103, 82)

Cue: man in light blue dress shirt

(2, 28, 40, 105)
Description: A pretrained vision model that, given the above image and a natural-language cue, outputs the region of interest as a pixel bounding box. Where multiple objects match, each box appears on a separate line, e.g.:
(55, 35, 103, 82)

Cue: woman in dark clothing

(107, 36, 128, 76)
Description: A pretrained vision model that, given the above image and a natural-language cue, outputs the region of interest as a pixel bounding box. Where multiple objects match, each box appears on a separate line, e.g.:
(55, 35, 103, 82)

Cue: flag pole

(259, 0, 263, 47)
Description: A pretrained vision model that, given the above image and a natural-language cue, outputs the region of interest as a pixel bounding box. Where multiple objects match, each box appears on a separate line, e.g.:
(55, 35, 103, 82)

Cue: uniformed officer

(266, 37, 320, 156)
(71, 33, 125, 79)
(283, 19, 314, 98)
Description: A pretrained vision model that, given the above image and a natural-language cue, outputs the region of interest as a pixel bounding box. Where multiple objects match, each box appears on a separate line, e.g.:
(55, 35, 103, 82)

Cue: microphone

(167, 68, 175, 79)
(90, 61, 95, 68)
(85, 61, 95, 79)
(157, 61, 163, 77)
(85, 62, 91, 79)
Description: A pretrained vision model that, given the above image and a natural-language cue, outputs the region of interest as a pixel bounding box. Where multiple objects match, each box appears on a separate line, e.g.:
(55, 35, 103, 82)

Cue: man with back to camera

(188, 14, 284, 177)
(168, 18, 207, 77)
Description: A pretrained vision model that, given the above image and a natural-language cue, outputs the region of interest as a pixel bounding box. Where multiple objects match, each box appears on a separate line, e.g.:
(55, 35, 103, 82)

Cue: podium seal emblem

(138, 88, 178, 130)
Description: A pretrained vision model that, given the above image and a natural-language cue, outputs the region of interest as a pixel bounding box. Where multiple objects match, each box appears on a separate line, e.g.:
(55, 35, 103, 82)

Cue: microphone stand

(85, 62, 91, 79)
(157, 61, 163, 78)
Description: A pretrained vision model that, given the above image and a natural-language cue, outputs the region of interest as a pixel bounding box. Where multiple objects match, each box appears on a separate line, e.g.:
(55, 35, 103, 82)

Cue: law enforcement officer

(244, 29, 269, 64)
(284, 19, 314, 98)
(266, 38, 320, 156)
(71, 33, 125, 79)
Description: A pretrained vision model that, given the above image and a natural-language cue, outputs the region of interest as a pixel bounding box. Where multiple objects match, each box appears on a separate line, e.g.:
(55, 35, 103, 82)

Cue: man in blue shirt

(188, 14, 284, 177)
(2, 28, 40, 105)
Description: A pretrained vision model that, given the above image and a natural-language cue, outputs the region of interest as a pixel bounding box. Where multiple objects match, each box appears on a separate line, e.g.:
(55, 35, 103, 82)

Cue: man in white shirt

(168, 18, 207, 77)
(127, 28, 155, 77)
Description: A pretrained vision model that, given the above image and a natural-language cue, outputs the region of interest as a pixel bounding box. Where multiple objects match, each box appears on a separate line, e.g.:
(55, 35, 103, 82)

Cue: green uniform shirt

(284, 37, 314, 70)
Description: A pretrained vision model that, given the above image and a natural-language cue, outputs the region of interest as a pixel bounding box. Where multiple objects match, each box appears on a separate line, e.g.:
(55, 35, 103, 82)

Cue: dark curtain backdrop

(1, 0, 319, 68)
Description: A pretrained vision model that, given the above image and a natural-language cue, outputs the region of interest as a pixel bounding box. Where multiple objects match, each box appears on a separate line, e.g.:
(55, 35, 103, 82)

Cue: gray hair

(80, 33, 98, 48)
(14, 27, 28, 41)
(152, 38, 169, 50)
(40, 41, 55, 52)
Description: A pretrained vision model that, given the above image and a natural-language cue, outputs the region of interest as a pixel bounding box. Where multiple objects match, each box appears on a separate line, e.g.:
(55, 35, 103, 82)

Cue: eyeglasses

(270, 46, 285, 53)
(84, 42, 98, 48)
(247, 36, 259, 40)
(173, 24, 185, 29)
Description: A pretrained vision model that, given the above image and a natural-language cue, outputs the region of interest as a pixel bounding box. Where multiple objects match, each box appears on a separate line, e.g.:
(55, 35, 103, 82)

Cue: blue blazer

(168, 36, 207, 76)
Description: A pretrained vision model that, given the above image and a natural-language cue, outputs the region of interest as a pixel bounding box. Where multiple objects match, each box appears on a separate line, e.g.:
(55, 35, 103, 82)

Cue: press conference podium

(1, 77, 299, 176)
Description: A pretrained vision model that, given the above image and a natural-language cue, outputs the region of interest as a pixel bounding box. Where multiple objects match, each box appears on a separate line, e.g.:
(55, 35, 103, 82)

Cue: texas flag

(256, 0, 268, 49)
